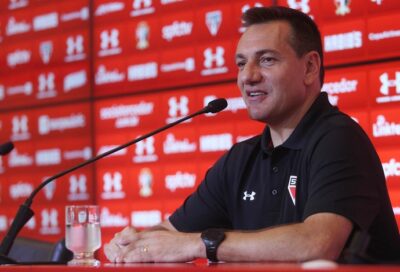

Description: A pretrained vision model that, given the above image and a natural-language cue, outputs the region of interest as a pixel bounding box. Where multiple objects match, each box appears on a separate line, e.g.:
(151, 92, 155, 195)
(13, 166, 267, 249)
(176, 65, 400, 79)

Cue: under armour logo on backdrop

(243, 191, 256, 201)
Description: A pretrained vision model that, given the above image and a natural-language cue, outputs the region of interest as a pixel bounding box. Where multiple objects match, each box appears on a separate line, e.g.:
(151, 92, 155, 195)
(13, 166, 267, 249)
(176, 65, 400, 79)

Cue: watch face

(202, 229, 225, 244)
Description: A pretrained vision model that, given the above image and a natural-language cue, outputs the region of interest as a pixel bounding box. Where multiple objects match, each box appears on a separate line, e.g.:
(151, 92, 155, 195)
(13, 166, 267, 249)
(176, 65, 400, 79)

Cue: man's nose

(240, 62, 262, 84)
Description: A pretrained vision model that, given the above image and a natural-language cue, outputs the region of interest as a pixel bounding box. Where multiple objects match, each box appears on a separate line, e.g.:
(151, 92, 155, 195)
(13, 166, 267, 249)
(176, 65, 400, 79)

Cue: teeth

(249, 92, 264, 97)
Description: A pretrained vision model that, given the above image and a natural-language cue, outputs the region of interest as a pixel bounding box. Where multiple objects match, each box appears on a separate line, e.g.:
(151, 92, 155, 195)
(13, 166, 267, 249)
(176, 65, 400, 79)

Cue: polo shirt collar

(261, 92, 333, 154)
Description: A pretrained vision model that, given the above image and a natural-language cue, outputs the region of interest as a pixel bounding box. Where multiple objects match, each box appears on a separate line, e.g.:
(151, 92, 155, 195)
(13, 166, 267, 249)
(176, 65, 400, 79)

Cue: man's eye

(236, 62, 245, 69)
(261, 57, 275, 64)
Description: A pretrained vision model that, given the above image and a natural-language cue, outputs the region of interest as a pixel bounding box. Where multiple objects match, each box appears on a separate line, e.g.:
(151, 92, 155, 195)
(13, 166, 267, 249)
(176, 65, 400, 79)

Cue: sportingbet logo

(101, 171, 125, 199)
(376, 72, 400, 104)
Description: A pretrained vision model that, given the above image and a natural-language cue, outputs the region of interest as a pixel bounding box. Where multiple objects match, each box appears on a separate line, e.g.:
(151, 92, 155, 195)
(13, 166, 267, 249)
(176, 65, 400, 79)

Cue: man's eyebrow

(235, 49, 279, 60)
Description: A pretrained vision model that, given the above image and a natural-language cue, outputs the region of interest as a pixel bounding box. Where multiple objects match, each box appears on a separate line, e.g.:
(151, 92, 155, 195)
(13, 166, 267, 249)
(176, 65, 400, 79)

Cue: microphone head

(0, 141, 14, 156)
(205, 98, 228, 113)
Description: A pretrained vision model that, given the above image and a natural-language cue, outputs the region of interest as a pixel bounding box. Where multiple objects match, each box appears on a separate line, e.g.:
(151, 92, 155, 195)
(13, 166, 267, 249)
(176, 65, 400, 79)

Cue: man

(104, 6, 400, 263)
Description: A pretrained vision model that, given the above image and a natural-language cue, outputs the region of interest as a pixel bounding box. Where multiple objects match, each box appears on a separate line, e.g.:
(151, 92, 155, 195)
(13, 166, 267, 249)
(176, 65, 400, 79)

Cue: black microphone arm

(0, 98, 227, 264)
(0, 141, 14, 156)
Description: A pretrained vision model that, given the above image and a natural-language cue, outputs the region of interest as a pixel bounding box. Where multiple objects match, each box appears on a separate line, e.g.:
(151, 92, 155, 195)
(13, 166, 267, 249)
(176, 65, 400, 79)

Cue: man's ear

(303, 51, 321, 86)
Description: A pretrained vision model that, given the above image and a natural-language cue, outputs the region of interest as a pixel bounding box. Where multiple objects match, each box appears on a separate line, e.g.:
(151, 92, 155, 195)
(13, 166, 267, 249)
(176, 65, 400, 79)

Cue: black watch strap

(201, 229, 225, 263)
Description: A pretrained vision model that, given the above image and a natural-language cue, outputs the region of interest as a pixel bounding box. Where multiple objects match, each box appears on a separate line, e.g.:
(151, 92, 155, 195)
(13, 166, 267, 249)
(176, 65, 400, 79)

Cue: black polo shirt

(169, 92, 400, 261)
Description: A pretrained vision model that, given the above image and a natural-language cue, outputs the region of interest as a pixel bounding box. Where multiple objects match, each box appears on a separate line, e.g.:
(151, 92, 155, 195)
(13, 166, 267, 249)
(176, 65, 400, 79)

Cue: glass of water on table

(65, 205, 101, 266)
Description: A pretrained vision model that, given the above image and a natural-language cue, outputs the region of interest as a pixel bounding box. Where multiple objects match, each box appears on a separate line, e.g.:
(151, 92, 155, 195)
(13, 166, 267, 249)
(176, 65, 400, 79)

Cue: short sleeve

(169, 153, 232, 232)
(303, 123, 383, 230)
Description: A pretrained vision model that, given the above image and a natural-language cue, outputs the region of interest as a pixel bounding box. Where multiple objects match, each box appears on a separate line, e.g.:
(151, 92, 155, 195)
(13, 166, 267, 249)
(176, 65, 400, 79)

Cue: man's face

(235, 21, 309, 125)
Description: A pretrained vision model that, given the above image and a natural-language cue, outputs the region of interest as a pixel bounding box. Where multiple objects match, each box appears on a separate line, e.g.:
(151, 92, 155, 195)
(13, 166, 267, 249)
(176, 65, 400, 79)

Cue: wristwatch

(201, 229, 226, 262)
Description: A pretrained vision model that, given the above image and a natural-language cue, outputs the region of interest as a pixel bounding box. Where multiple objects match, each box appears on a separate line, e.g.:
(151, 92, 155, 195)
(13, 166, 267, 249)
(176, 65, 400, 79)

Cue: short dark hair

(242, 6, 324, 86)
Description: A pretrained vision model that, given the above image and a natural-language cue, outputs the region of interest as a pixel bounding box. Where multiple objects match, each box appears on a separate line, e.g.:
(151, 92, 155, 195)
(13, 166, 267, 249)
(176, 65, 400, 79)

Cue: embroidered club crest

(288, 175, 297, 205)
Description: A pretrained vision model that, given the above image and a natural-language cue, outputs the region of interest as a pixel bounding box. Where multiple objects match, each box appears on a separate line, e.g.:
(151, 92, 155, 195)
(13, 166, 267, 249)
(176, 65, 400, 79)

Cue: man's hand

(104, 226, 204, 263)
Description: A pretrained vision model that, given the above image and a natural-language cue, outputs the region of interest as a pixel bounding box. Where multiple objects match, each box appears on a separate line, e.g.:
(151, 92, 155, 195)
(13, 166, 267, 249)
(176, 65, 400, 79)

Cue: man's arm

(104, 212, 352, 263)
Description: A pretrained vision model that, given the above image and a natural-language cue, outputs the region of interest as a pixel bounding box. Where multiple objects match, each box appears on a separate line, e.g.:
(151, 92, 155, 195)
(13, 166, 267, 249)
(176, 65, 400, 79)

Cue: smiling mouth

(246, 90, 267, 98)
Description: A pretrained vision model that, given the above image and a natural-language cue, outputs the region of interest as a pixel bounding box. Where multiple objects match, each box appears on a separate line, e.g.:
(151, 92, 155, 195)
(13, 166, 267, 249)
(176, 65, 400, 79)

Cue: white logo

(131, 0, 155, 17)
(0, 85, 4, 100)
(102, 172, 125, 199)
(33, 12, 58, 31)
(376, 72, 400, 103)
(162, 21, 193, 41)
(373, 115, 400, 137)
(201, 46, 228, 76)
(127, 62, 158, 81)
(167, 96, 189, 123)
(64, 147, 91, 161)
(100, 208, 129, 227)
(68, 174, 89, 201)
(9, 182, 33, 200)
(7, 82, 33, 97)
(65, 35, 86, 62)
(205, 10, 222, 36)
(382, 158, 400, 178)
(43, 181, 56, 200)
(133, 137, 158, 163)
(35, 149, 61, 166)
(163, 133, 197, 154)
(335, 0, 351, 16)
(165, 171, 196, 192)
(139, 168, 153, 197)
(131, 210, 161, 228)
(324, 31, 362, 52)
(6, 16, 31, 36)
(39, 41, 53, 64)
(38, 113, 86, 135)
(99, 29, 121, 57)
(95, 64, 125, 85)
(60, 7, 89, 22)
(0, 157, 4, 174)
(95, 2, 125, 16)
(136, 21, 150, 50)
(11, 115, 30, 141)
(8, 149, 34, 167)
(40, 209, 60, 235)
(64, 70, 87, 92)
(200, 133, 233, 152)
(7, 49, 31, 67)
(287, 0, 310, 13)
(0, 216, 7, 232)
(8, 0, 29, 10)
(371, 0, 383, 5)
(37, 72, 57, 99)
(243, 191, 256, 201)
(160, 57, 195, 73)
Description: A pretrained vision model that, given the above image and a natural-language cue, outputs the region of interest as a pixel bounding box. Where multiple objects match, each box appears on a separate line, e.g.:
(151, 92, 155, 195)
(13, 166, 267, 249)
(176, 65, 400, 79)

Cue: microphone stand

(0, 100, 226, 265)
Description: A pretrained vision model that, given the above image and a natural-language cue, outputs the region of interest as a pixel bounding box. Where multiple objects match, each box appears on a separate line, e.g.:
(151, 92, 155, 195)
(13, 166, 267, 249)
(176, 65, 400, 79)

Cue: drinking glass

(65, 205, 101, 266)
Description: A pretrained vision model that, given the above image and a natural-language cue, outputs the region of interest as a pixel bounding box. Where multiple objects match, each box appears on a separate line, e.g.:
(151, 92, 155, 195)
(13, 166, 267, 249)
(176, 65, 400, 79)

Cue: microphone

(0, 98, 227, 265)
(0, 141, 14, 156)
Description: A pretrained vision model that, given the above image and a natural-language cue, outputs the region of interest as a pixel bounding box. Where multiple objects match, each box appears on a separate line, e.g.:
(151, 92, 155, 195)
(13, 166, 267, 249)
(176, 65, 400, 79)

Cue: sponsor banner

(319, 0, 365, 22)
(158, 46, 198, 88)
(196, 3, 235, 42)
(125, 52, 160, 91)
(0, 72, 35, 110)
(94, 56, 127, 96)
(343, 110, 371, 139)
(57, 0, 90, 30)
(34, 136, 92, 168)
(97, 167, 130, 201)
(35, 102, 91, 138)
(197, 40, 236, 82)
(3, 40, 34, 71)
(34, 35, 63, 67)
(234, 120, 265, 144)
(31, 4, 60, 34)
(127, 130, 162, 164)
(99, 203, 130, 234)
(1, 110, 36, 142)
(59, 62, 90, 100)
(161, 163, 199, 197)
(33, 67, 62, 103)
(370, 106, 400, 147)
(195, 83, 249, 124)
(378, 148, 400, 191)
(93, 0, 129, 24)
(322, 68, 368, 109)
(94, 93, 161, 133)
(125, 16, 160, 54)
(0, 204, 39, 239)
(367, 13, 400, 60)
(130, 200, 163, 229)
(160, 126, 198, 161)
(232, 0, 273, 36)
(4, 141, 35, 171)
(369, 63, 400, 106)
(197, 122, 234, 159)
(4, 8, 32, 40)
(321, 19, 367, 65)
(160, 91, 196, 125)
(31, 204, 64, 241)
(129, 165, 163, 200)
(2, 172, 37, 204)
(159, 10, 196, 48)
(94, 23, 127, 59)
(60, 29, 89, 63)
(95, 133, 131, 167)
(158, 0, 194, 11)
(128, 0, 157, 18)
(277, 0, 321, 22)
(367, 0, 400, 15)
(0, 0, 30, 11)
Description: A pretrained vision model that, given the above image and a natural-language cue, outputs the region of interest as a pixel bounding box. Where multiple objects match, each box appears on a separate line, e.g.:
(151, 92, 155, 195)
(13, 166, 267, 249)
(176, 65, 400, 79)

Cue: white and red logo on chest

(288, 175, 297, 205)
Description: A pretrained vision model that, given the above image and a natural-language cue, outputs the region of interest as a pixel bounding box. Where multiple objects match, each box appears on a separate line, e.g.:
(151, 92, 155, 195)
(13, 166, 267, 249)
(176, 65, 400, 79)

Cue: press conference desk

(0, 262, 399, 272)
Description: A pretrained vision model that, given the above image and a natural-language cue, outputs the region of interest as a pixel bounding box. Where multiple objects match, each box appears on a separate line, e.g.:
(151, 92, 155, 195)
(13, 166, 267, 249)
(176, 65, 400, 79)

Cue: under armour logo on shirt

(243, 191, 256, 201)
